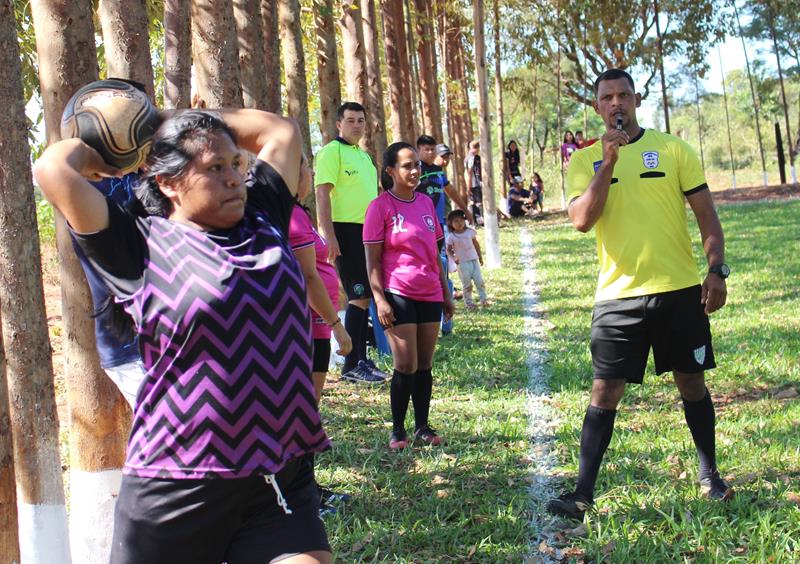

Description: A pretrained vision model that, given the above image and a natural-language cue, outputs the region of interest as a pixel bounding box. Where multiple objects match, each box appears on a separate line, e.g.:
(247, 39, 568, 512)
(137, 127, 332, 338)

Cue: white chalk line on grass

(520, 229, 563, 562)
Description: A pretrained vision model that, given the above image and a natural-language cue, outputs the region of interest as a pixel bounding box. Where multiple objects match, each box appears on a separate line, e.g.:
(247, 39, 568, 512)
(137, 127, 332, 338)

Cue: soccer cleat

(700, 472, 734, 501)
(318, 501, 337, 517)
(413, 426, 443, 446)
(545, 491, 592, 522)
(389, 431, 408, 450)
(361, 359, 390, 381)
(318, 485, 352, 506)
(341, 362, 383, 384)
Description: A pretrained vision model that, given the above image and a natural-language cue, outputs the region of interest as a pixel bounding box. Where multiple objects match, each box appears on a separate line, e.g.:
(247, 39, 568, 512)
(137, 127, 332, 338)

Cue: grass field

(320, 199, 799, 562)
(530, 199, 800, 562)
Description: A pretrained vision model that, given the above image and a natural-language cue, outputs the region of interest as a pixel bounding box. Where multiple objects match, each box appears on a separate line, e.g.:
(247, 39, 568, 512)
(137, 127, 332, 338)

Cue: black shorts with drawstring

(110, 456, 329, 564)
(590, 285, 716, 384)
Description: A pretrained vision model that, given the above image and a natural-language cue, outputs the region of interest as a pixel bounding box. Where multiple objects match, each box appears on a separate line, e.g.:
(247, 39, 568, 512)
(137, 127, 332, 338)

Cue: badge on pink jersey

(423, 215, 436, 232)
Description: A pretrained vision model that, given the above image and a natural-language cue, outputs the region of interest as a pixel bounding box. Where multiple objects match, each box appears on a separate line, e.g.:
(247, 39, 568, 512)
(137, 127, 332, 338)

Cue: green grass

(531, 200, 800, 562)
(319, 225, 533, 562)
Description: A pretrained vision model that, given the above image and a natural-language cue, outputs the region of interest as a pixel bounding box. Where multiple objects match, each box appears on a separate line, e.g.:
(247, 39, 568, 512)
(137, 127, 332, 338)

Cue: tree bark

(414, 0, 443, 141)
(381, 0, 415, 142)
(313, 0, 341, 145)
(340, 1, 376, 158)
(472, 0, 500, 268)
(437, 0, 466, 198)
(279, 0, 313, 217)
(98, 0, 155, 98)
(492, 0, 506, 197)
(31, 1, 131, 562)
(0, 2, 23, 560)
(164, 0, 192, 109)
(405, 0, 422, 138)
(191, 0, 243, 107)
(261, 0, 281, 113)
(361, 0, 388, 159)
(654, 0, 670, 133)
(234, 0, 268, 109)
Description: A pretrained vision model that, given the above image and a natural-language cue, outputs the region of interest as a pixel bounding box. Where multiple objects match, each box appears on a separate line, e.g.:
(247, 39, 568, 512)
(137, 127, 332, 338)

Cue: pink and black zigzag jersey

(73, 161, 330, 479)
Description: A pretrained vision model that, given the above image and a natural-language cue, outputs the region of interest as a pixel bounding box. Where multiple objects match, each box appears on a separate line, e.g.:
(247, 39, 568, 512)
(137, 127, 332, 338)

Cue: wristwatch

(708, 263, 730, 279)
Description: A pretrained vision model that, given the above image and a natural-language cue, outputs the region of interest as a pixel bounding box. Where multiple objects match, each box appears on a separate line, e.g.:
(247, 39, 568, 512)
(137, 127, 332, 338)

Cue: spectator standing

(315, 102, 388, 383)
(446, 210, 488, 309)
(530, 172, 545, 213)
(464, 140, 484, 225)
(504, 140, 522, 184)
(561, 130, 579, 167)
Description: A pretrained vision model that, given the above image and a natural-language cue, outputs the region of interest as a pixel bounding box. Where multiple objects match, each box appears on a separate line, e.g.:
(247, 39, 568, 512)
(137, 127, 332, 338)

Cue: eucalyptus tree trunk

(261, 0, 281, 113)
(404, 0, 422, 137)
(768, 5, 796, 183)
(492, 0, 506, 197)
(361, 0, 388, 158)
(31, 2, 131, 563)
(414, 0, 443, 141)
(234, 0, 269, 109)
(438, 0, 467, 197)
(654, 0, 670, 133)
(98, 0, 154, 98)
(381, 0, 415, 142)
(472, 0, 500, 268)
(340, 1, 376, 157)
(0, 307, 18, 563)
(164, 0, 192, 108)
(313, 0, 341, 144)
(191, 0, 243, 107)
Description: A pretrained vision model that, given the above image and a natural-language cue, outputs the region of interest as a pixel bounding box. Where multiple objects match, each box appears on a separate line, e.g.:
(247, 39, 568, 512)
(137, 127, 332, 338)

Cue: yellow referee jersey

(567, 129, 708, 302)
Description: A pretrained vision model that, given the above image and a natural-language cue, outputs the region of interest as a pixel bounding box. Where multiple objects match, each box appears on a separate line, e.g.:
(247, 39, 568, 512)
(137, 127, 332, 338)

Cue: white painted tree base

(483, 212, 502, 269)
(17, 501, 70, 564)
(69, 469, 122, 564)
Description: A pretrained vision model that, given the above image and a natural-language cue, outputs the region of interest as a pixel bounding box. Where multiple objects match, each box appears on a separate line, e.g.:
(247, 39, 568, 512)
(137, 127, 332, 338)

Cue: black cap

(435, 143, 452, 156)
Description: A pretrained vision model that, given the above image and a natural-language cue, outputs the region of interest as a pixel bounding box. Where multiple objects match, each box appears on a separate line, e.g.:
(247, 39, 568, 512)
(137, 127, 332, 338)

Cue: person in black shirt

(504, 140, 522, 184)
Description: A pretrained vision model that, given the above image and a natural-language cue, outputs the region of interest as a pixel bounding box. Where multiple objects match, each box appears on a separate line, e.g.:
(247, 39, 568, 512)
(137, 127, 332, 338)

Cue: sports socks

(575, 405, 617, 501)
(390, 370, 414, 434)
(411, 369, 433, 430)
(343, 304, 367, 373)
(682, 388, 717, 480)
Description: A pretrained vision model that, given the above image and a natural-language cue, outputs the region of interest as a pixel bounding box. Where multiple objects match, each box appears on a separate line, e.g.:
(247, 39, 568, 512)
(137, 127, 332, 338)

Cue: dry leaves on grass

(786, 492, 800, 506)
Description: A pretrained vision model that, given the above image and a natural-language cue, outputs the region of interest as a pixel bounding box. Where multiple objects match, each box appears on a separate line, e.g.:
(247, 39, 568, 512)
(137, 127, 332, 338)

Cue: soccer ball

(60, 79, 160, 175)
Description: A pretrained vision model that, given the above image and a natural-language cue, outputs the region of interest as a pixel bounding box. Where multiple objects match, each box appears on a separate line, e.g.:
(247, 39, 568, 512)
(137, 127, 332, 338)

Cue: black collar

(335, 136, 353, 146)
(628, 128, 646, 144)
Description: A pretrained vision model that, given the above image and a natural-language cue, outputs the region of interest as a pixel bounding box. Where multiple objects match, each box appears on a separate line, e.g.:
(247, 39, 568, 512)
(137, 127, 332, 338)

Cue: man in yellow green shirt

(547, 69, 732, 522)
(315, 102, 386, 383)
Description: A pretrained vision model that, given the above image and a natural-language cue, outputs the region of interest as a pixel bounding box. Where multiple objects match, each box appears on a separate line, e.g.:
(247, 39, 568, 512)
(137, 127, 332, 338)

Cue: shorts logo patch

(642, 151, 659, 169)
(593, 160, 603, 172)
(693, 345, 706, 365)
(423, 215, 436, 232)
(353, 283, 365, 297)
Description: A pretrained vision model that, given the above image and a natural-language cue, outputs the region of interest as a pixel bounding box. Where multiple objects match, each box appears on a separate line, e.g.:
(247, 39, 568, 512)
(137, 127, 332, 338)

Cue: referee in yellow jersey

(547, 69, 733, 522)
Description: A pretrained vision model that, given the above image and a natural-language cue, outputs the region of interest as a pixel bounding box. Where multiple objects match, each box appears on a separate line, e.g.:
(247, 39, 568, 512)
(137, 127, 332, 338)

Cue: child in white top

(445, 210, 488, 308)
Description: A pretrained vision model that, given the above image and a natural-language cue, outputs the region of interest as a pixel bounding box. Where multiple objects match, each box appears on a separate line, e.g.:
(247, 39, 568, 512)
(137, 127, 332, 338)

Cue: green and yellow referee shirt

(314, 137, 378, 224)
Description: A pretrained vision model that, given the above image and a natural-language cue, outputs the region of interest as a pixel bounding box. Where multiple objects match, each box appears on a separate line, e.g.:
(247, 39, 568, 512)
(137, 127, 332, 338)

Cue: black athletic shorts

(384, 291, 443, 326)
(110, 456, 329, 564)
(313, 338, 331, 373)
(591, 285, 716, 384)
(333, 221, 370, 300)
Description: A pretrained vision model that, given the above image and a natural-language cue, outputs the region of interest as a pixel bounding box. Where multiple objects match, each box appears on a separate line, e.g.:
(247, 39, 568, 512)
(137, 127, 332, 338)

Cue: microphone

(616, 115, 624, 131)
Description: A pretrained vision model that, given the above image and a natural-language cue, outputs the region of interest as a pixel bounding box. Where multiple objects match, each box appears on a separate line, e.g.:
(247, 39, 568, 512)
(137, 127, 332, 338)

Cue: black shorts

(384, 291, 443, 326)
(591, 285, 716, 384)
(110, 456, 329, 564)
(470, 186, 483, 205)
(333, 222, 370, 300)
(313, 338, 331, 373)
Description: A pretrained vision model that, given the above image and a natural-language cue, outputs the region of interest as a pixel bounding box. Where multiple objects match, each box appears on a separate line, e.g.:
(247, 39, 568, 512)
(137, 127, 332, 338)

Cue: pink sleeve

(362, 198, 385, 244)
(288, 206, 315, 250)
(435, 216, 444, 241)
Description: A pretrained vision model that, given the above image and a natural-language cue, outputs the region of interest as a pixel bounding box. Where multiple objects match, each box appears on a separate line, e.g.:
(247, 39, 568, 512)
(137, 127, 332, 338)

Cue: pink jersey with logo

(363, 191, 445, 302)
(289, 204, 340, 339)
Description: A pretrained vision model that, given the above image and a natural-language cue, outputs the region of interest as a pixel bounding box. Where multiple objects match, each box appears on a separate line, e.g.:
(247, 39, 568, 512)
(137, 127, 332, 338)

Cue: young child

(446, 210, 488, 309)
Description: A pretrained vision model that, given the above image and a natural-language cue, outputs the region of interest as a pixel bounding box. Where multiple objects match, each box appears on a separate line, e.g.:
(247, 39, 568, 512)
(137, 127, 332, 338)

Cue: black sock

(575, 405, 617, 501)
(343, 304, 367, 373)
(390, 370, 414, 435)
(412, 369, 433, 430)
(359, 306, 370, 361)
(682, 388, 717, 480)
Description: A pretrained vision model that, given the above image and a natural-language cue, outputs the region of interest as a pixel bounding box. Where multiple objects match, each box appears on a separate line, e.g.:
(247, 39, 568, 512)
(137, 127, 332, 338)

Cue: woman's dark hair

(563, 130, 575, 144)
(532, 172, 543, 183)
(507, 140, 518, 151)
(137, 111, 237, 217)
(381, 141, 416, 190)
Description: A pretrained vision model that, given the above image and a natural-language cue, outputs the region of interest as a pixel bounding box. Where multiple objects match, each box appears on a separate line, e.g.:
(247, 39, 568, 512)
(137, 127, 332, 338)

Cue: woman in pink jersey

(363, 142, 454, 450)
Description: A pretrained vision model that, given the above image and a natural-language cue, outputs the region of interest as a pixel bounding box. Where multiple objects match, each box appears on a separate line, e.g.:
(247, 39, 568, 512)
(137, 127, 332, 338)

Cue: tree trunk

(405, 0, 422, 138)
(98, 0, 154, 98)
(381, 0, 415, 142)
(414, 0, 443, 141)
(339, 1, 376, 158)
(438, 0, 466, 198)
(361, 0, 388, 159)
(31, 2, 131, 563)
(472, 0, 500, 268)
(312, 0, 341, 145)
(234, 0, 268, 109)
(492, 0, 506, 198)
(654, 0, 670, 133)
(191, 0, 243, 107)
(164, 0, 192, 109)
(0, 3, 24, 561)
(261, 0, 281, 113)
(768, 6, 796, 183)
